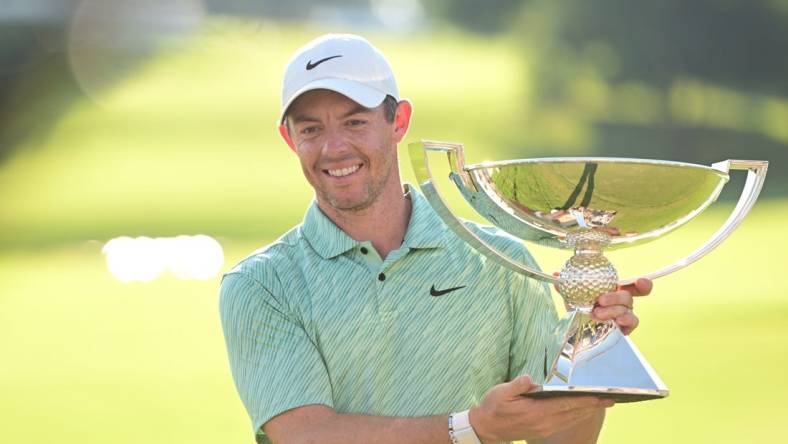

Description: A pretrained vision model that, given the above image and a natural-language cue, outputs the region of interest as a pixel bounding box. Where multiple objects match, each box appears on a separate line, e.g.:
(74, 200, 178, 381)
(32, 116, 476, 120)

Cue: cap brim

(279, 78, 388, 124)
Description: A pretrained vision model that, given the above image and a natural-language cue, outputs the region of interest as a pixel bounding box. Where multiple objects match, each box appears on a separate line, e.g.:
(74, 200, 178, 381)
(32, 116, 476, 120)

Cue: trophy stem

(550, 311, 617, 383)
(558, 229, 618, 311)
(529, 228, 669, 402)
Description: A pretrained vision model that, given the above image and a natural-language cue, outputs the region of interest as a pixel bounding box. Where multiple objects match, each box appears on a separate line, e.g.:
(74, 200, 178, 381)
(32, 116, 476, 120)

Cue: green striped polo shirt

(219, 186, 558, 444)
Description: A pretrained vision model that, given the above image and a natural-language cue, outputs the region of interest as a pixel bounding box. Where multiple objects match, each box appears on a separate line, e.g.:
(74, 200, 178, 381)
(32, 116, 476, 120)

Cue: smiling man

(219, 34, 652, 444)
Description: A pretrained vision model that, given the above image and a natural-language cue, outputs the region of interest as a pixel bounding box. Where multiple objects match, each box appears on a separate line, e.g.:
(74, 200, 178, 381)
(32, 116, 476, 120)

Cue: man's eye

(346, 119, 366, 127)
(300, 126, 320, 135)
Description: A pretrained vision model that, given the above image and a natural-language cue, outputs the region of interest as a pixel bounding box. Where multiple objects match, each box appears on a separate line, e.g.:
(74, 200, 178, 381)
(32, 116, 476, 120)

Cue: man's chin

(323, 193, 375, 213)
(329, 199, 373, 213)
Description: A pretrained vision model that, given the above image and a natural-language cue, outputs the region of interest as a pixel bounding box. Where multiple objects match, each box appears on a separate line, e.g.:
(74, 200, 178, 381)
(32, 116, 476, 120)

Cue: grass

(0, 17, 786, 444)
(0, 243, 249, 443)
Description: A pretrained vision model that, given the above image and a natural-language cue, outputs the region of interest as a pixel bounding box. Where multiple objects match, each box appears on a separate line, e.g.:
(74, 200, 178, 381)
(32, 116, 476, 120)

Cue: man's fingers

(562, 404, 611, 420)
(552, 404, 611, 430)
(546, 396, 611, 413)
(506, 375, 537, 396)
(596, 290, 633, 309)
(619, 277, 652, 296)
(592, 304, 630, 321)
(593, 306, 639, 334)
(615, 310, 639, 335)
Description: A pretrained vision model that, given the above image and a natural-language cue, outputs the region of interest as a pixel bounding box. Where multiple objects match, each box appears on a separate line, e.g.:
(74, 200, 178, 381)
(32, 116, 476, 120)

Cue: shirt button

(360, 247, 368, 254)
(378, 273, 386, 282)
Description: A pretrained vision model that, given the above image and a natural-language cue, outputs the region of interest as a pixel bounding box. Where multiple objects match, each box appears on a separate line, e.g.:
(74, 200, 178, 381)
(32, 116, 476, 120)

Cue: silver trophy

(409, 140, 768, 402)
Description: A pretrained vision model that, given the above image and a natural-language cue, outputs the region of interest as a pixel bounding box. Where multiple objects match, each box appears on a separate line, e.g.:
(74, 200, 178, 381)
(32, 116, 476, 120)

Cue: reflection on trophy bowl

(409, 140, 768, 402)
(458, 156, 733, 250)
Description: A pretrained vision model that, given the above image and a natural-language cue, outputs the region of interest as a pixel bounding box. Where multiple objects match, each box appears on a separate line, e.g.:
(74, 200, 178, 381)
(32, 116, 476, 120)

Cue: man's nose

(322, 127, 348, 153)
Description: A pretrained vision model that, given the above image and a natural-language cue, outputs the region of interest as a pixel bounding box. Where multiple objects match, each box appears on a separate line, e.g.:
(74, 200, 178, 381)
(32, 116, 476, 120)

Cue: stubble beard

(319, 153, 394, 213)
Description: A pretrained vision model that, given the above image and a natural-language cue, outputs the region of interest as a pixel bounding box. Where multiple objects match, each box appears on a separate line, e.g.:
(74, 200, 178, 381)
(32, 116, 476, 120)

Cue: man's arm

(264, 405, 450, 444)
(264, 375, 613, 444)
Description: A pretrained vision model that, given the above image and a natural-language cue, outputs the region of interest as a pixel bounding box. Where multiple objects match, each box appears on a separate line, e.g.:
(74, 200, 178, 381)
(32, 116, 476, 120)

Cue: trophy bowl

(409, 140, 768, 402)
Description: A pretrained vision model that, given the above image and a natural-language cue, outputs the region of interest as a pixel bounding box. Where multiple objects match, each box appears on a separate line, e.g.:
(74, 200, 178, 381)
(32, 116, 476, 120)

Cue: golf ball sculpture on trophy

(409, 140, 768, 402)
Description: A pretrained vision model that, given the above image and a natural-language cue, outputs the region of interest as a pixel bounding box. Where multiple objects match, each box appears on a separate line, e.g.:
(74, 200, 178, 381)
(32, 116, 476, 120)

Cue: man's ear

(393, 100, 413, 143)
(278, 124, 296, 152)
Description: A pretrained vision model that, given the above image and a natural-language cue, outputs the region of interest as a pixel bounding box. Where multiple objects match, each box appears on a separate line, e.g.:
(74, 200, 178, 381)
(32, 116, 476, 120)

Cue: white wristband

(449, 410, 482, 444)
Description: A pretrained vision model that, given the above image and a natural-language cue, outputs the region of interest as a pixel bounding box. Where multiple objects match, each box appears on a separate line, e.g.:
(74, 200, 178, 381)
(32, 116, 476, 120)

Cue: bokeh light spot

(102, 235, 224, 282)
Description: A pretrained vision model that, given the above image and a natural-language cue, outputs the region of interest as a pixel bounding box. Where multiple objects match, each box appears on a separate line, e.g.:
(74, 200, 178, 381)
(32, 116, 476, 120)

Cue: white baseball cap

(279, 33, 399, 124)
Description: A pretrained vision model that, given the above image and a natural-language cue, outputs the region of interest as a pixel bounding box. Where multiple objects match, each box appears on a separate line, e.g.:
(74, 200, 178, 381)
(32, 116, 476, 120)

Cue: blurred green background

(1, 1, 786, 443)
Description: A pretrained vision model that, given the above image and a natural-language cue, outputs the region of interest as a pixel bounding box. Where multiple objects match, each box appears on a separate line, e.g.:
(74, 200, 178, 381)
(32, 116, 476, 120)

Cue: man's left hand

(592, 278, 653, 335)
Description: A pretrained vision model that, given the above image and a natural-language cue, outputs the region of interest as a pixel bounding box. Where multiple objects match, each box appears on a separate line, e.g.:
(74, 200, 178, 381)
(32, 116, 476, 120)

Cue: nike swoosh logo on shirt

(430, 285, 466, 297)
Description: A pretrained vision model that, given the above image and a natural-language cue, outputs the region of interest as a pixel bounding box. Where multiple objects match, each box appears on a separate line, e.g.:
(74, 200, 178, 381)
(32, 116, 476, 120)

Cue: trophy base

(523, 311, 669, 404)
(524, 386, 667, 403)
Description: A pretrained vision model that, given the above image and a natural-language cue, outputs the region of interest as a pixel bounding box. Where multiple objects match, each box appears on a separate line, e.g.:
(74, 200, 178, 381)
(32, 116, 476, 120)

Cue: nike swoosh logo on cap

(306, 55, 343, 70)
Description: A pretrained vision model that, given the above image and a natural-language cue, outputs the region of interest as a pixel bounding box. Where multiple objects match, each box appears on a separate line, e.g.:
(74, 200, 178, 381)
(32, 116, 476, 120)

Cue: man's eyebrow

(290, 104, 372, 124)
(290, 114, 322, 124)
(341, 104, 372, 118)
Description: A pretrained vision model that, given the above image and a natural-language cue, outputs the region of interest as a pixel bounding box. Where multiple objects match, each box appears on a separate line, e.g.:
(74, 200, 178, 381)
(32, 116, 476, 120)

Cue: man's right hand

(469, 375, 614, 443)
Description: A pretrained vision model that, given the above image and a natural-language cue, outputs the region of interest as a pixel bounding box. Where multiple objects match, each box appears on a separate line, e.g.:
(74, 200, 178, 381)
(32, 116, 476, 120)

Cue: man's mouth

(325, 164, 362, 178)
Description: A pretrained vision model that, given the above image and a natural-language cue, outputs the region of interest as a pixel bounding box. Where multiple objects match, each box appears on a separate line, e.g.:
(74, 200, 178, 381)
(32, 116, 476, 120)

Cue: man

(220, 34, 652, 444)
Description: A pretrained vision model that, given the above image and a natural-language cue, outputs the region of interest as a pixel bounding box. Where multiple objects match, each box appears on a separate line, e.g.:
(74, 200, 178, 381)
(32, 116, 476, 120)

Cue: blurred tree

(0, 17, 77, 162)
(525, 0, 788, 97)
(422, 0, 523, 32)
(202, 0, 373, 19)
(512, 0, 788, 196)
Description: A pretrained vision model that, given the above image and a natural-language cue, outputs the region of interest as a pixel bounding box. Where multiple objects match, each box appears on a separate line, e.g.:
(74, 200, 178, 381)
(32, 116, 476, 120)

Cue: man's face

(286, 89, 400, 212)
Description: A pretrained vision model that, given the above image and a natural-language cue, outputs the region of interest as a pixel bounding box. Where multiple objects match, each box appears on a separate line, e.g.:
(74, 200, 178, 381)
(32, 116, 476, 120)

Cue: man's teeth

(327, 165, 360, 177)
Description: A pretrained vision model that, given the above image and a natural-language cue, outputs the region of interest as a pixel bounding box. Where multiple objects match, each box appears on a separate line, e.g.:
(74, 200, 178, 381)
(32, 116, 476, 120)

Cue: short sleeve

(219, 272, 333, 443)
(507, 247, 560, 384)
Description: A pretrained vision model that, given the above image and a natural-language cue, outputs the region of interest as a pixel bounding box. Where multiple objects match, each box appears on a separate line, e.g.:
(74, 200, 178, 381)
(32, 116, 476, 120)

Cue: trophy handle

(618, 159, 768, 285)
(409, 141, 560, 284)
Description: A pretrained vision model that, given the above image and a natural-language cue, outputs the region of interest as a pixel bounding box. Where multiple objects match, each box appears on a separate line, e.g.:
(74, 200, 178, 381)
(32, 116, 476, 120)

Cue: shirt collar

(300, 202, 360, 259)
(300, 184, 448, 259)
(401, 184, 448, 250)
